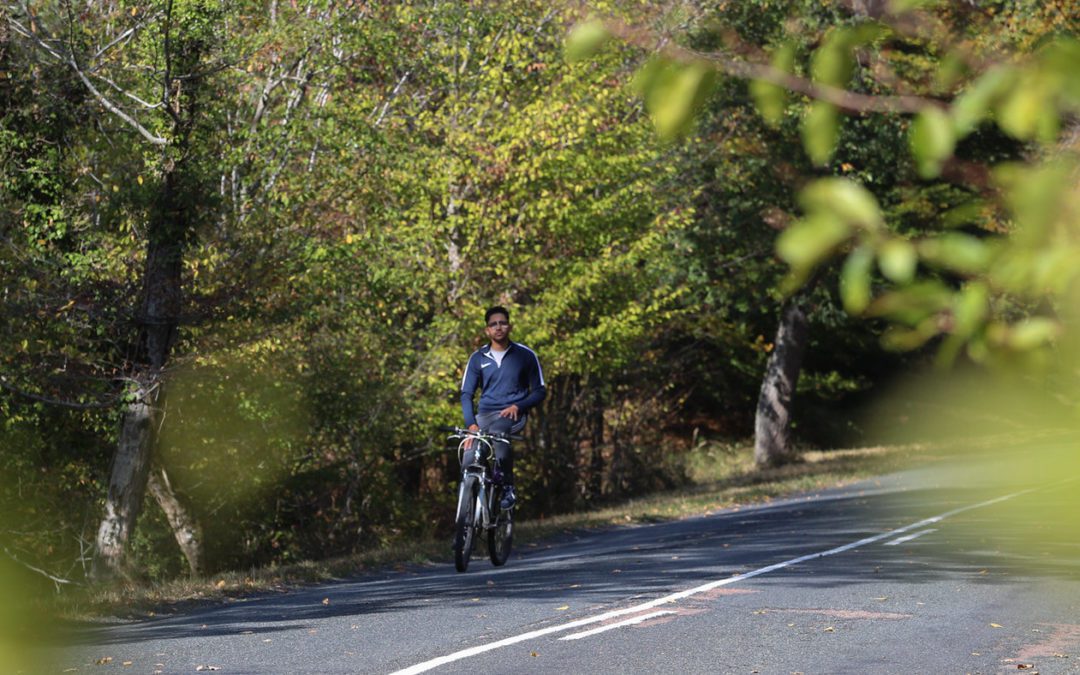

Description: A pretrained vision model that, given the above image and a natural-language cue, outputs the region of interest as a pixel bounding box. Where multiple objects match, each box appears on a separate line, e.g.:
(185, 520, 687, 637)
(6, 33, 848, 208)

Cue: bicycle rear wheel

(488, 493, 513, 567)
(453, 475, 478, 572)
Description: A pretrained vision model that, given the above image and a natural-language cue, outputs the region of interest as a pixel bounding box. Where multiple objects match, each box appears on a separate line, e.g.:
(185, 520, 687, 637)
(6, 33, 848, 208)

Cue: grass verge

(52, 442, 931, 621)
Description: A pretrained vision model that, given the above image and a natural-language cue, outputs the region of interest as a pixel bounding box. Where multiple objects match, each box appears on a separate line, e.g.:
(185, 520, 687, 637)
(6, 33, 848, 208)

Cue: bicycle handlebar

(439, 425, 524, 442)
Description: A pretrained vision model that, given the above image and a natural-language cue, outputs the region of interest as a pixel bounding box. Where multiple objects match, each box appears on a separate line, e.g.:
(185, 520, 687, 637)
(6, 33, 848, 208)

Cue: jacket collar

(482, 341, 514, 358)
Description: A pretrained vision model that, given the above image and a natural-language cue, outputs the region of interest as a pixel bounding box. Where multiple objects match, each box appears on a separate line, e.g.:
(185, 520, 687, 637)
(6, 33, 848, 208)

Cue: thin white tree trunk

(147, 467, 203, 575)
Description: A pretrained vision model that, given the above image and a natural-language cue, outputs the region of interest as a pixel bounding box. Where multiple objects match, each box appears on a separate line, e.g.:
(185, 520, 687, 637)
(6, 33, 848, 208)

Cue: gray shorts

(476, 411, 527, 435)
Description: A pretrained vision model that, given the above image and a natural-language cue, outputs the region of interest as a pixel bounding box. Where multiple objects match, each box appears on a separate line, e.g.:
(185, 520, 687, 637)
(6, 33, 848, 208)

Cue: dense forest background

(1, 0, 1076, 586)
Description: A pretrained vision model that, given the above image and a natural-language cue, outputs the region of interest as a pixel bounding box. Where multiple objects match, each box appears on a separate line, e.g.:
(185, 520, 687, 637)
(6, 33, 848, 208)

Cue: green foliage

(602, 0, 1080, 371)
(6, 0, 1073, 587)
(749, 42, 795, 126)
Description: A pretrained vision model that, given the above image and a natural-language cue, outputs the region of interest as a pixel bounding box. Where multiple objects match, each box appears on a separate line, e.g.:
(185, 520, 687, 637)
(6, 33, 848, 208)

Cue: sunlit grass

(51, 442, 929, 621)
(516, 442, 933, 536)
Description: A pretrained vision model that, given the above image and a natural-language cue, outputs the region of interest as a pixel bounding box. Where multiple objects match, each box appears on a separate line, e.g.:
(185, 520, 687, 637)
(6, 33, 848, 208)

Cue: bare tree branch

(606, 20, 946, 115)
(0, 377, 117, 410)
(92, 71, 166, 110)
(373, 70, 411, 127)
(9, 3, 169, 144)
(2, 545, 80, 589)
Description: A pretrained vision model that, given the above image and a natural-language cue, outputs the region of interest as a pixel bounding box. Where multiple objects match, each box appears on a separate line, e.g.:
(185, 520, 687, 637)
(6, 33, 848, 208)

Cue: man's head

(484, 306, 511, 344)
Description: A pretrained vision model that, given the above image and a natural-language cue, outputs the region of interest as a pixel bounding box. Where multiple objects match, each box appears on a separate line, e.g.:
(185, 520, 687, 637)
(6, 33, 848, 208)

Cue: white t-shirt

(489, 347, 508, 367)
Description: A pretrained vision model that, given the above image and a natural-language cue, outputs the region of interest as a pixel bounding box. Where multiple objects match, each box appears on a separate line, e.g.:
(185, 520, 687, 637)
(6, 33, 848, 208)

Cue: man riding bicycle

(459, 305, 546, 510)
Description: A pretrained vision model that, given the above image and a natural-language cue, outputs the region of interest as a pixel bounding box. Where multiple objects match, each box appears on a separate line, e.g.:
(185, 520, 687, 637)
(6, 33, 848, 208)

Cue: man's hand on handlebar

(464, 423, 480, 450)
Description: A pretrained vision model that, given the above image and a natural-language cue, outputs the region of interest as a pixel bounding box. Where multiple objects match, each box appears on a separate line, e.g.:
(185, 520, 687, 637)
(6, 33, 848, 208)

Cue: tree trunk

(92, 388, 156, 579)
(147, 467, 203, 576)
(754, 297, 810, 468)
(93, 162, 188, 579)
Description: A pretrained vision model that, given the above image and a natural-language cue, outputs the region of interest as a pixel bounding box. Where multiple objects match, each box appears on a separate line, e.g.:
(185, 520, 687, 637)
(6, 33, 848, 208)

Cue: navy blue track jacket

(460, 342, 546, 428)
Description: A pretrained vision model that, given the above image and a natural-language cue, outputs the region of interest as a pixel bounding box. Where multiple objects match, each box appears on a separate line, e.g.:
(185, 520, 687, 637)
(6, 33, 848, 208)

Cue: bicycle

(441, 426, 517, 573)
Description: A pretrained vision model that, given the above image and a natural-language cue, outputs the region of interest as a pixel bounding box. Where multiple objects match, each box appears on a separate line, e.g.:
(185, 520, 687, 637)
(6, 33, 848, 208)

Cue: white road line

(884, 528, 937, 546)
(388, 487, 1035, 675)
(559, 610, 677, 641)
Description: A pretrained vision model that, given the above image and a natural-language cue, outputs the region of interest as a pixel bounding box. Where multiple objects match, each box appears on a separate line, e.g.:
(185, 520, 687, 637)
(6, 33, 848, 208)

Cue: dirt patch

(696, 587, 760, 601)
(1014, 623, 1080, 661)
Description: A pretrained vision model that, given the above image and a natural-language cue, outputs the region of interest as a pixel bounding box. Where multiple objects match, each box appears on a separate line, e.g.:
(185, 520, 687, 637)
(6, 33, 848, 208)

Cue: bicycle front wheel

(488, 496, 513, 567)
(453, 475, 478, 572)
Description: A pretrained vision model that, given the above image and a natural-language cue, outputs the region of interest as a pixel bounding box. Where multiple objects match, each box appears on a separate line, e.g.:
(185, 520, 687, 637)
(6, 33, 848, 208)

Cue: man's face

(485, 312, 511, 342)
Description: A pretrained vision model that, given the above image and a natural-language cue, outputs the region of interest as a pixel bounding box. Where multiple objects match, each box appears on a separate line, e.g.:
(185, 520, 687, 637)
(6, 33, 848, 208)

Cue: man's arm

(514, 348, 546, 412)
(460, 353, 480, 428)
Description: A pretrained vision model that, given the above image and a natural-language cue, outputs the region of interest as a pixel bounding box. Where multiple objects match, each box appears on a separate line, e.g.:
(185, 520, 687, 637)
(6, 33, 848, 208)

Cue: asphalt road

(44, 457, 1080, 675)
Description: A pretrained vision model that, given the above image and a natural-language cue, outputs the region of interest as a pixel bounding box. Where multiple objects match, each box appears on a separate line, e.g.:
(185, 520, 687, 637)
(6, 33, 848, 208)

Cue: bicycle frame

(457, 434, 502, 531)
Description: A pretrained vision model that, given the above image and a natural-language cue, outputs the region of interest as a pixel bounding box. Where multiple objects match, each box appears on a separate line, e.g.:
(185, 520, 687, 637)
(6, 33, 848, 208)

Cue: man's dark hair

(485, 306, 510, 324)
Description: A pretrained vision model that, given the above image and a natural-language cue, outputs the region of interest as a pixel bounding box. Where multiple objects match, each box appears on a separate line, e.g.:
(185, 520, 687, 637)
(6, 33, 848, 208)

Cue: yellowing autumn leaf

(555, 605, 569, 611)
(991, 623, 1004, 628)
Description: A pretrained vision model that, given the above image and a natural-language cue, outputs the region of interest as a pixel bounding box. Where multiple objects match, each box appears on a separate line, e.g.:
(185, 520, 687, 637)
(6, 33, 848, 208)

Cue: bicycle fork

(458, 471, 492, 532)
(475, 476, 491, 529)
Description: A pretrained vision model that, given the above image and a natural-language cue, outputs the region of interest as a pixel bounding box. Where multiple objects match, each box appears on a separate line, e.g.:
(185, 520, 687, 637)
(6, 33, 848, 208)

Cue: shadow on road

(55, 479, 1080, 648)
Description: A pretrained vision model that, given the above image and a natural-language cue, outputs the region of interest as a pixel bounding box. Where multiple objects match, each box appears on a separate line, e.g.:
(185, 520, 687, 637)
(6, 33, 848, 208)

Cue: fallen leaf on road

(1017, 665, 1035, 670)
(96, 657, 112, 665)
(991, 623, 1005, 628)
(322, 597, 330, 605)
(972, 653, 981, 656)
(530, 651, 539, 657)
(556, 605, 569, 611)
(568, 584, 581, 588)
(122, 662, 133, 667)
(486, 580, 495, 586)
(215, 580, 226, 589)
(1053, 653, 1069, 658)
(824, 626, 835, 632)
(195, 667, 220, 672)
(873, 597, 888, 601)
